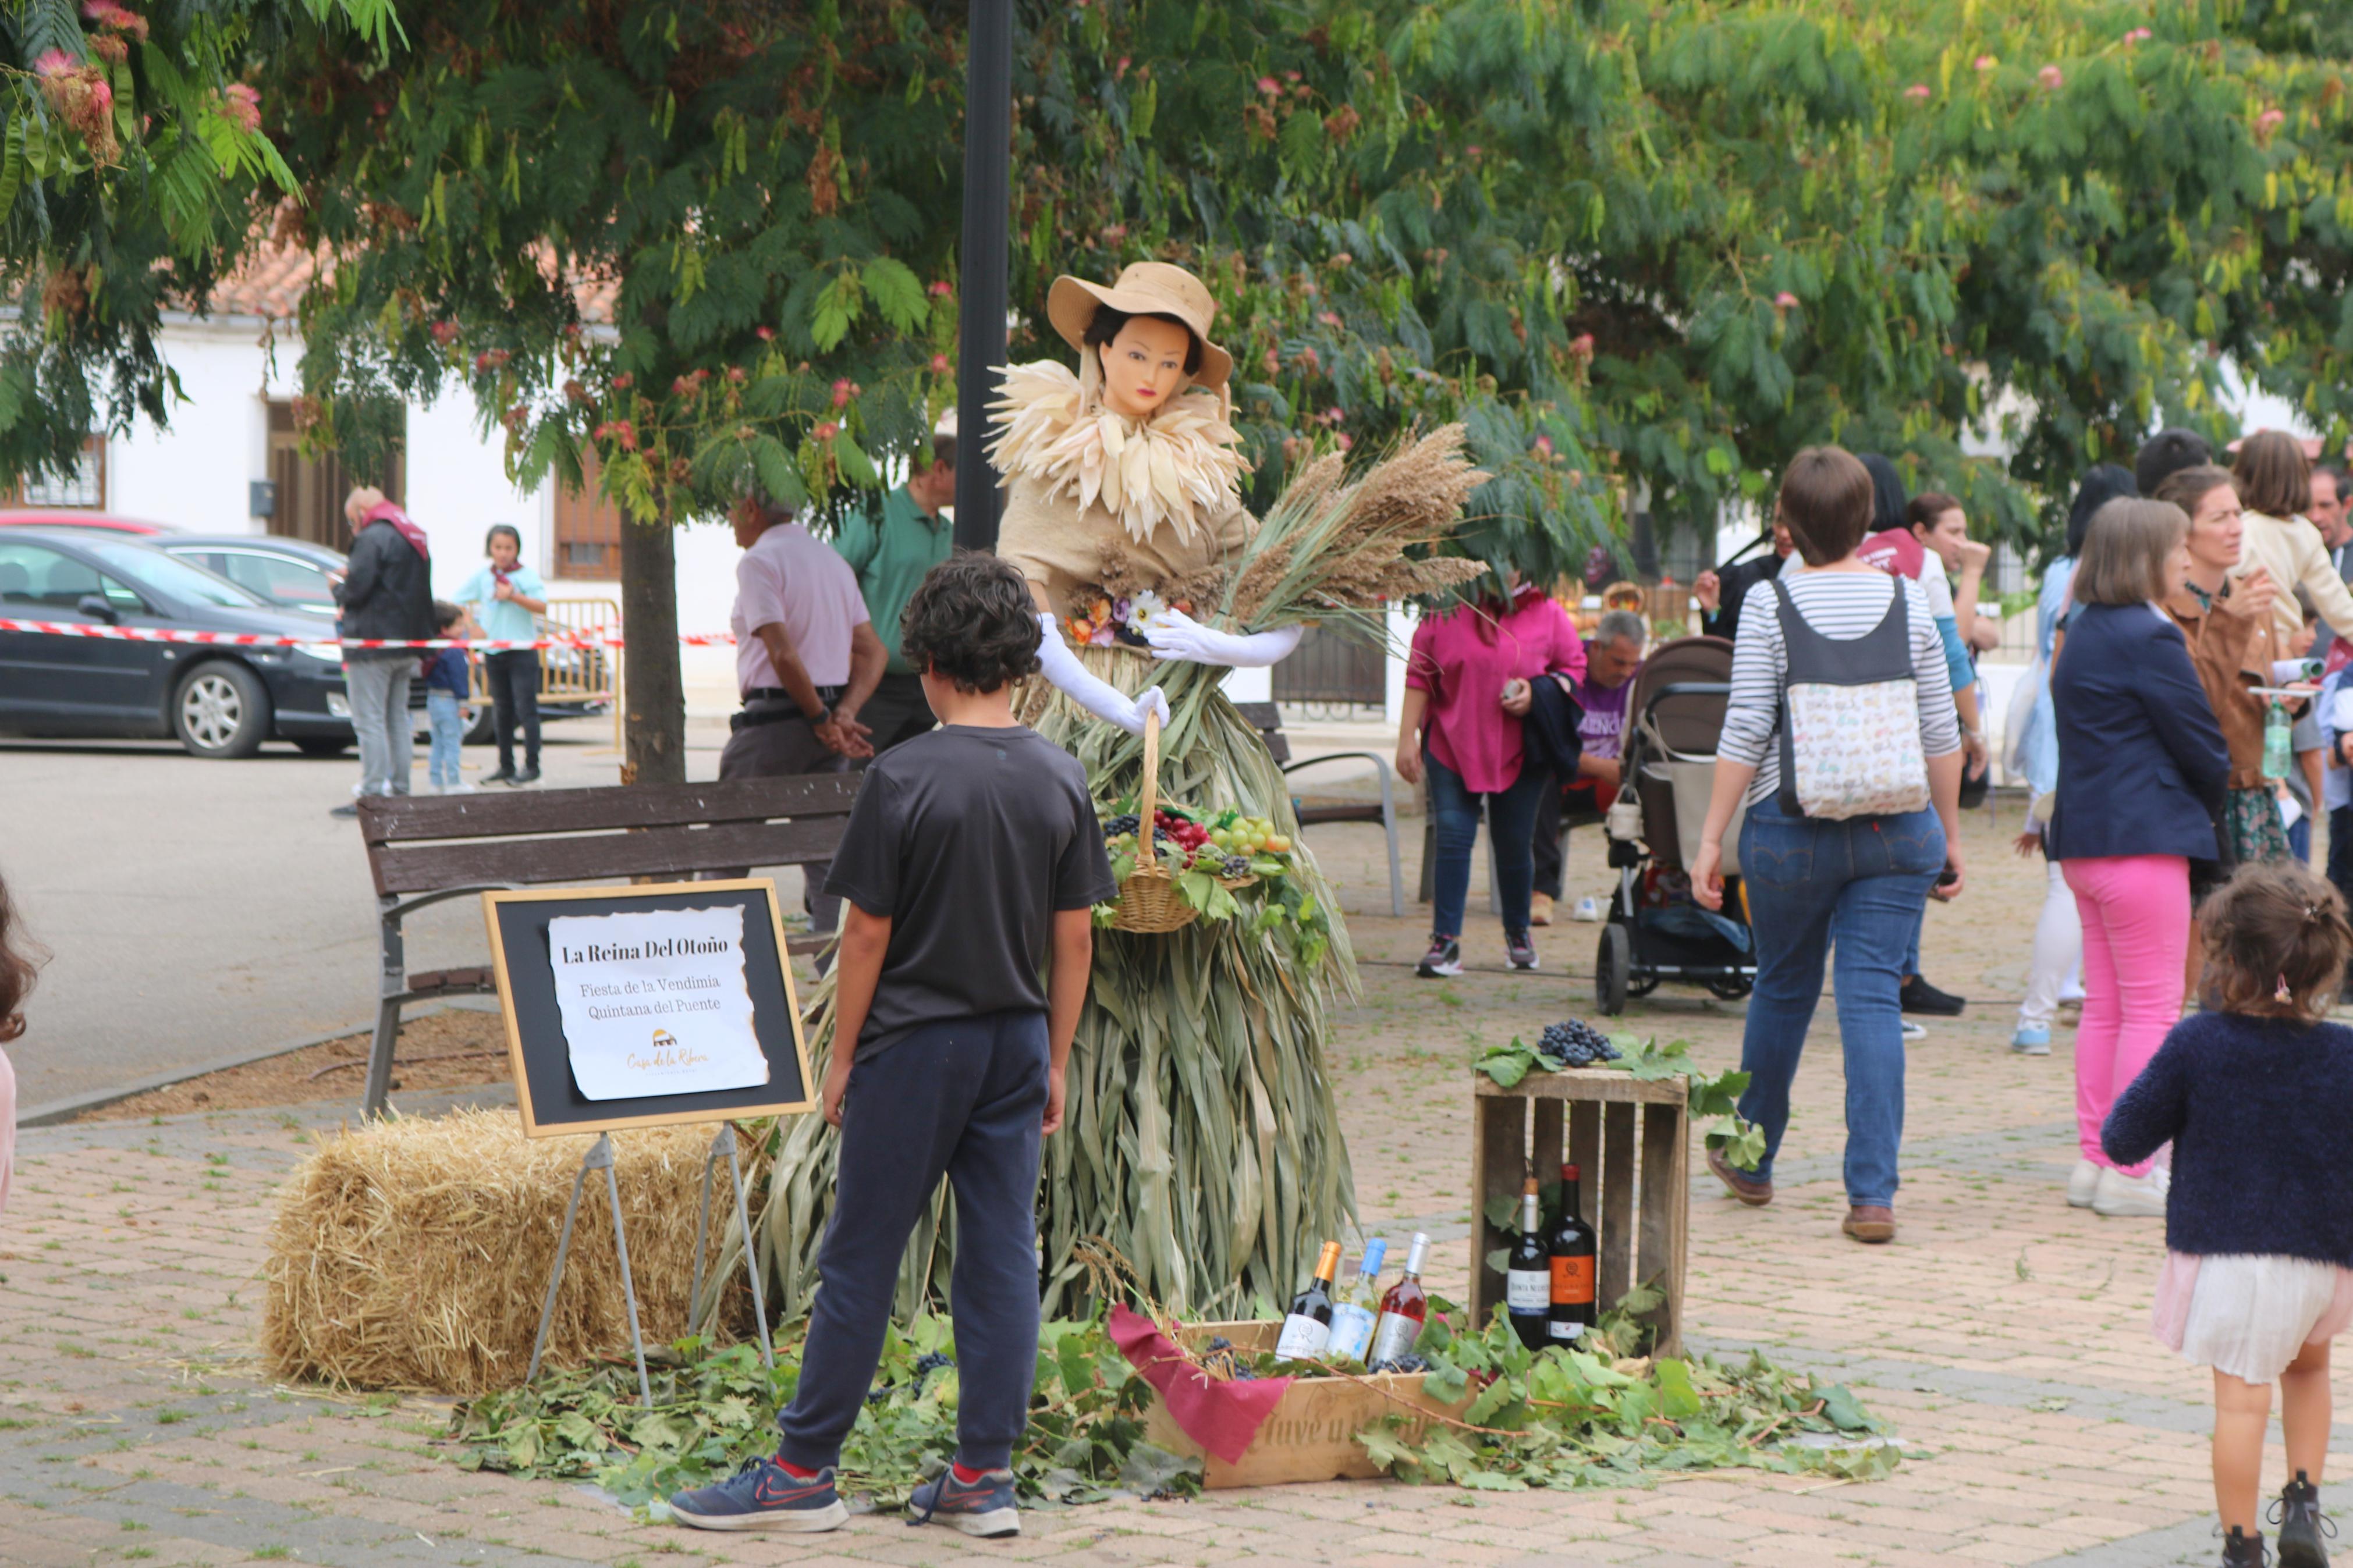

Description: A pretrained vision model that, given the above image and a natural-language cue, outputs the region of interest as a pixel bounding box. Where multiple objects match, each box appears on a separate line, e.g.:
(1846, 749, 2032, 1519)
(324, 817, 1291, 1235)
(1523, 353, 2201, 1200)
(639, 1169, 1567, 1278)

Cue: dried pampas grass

(261, 1111, 751, 1395)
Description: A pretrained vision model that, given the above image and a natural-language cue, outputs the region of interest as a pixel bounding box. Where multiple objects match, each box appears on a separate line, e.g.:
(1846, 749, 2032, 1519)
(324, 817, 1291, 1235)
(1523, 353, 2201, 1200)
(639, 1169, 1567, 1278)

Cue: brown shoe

(1529, 893, 1555, 927)
(1707, 1144, 1773, 1207)
(1842, 1206, 1897, 1244)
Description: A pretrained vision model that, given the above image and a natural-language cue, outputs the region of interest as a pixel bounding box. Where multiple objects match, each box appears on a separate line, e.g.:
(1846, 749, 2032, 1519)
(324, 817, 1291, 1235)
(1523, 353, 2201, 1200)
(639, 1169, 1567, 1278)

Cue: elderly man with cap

(721, 492, 887, 936)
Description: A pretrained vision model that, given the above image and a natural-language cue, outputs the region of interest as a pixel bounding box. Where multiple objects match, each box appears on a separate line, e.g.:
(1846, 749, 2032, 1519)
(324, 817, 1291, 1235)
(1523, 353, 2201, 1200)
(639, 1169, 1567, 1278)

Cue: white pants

(2017, 859, 2084, 1029)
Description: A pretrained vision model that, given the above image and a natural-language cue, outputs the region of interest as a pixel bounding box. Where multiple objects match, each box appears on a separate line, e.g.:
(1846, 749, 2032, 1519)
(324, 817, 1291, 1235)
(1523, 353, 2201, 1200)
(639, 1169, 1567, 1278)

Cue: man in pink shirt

(721, 495, 888, 936)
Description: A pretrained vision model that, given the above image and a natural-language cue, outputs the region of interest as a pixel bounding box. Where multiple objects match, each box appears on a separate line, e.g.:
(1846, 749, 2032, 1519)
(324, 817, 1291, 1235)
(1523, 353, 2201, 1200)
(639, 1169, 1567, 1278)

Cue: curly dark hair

(899, 553, 1044, 694)
(0, 874, 46, 1044)
(2199, 862, 2353, 1023)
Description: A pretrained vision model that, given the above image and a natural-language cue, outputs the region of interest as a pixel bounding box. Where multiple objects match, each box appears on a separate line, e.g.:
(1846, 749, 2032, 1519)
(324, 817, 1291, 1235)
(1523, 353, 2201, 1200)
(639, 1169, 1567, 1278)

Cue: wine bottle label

(1326, 1304, 1375, 1361)
(1550, 1254, 1596, 1305)
(1273, 1312, 1332, 1361)
(1548, 1318, 1586, 1340)
(1367, 1310, 1420, 1364)
(1506, 1268, 1549, 1313)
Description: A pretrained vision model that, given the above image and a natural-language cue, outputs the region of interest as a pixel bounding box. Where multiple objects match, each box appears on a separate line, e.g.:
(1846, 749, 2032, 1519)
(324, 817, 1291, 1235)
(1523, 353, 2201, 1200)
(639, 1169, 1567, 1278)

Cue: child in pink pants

(2063, 853, 2189, 1216)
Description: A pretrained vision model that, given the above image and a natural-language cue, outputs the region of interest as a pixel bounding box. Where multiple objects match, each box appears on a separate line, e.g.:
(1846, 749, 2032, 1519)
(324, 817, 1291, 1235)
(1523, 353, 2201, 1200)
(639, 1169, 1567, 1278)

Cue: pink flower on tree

(1256, 76, 1280, 95)
(927, 280, 954, 297)
(831, 378, 855, 408)
(82, 1, 147, 40)
(223, 83, 261, 133)
(754, 325, 775, 341)
(1773, 291, 1800, 309)
(2038, 65, 2064, 90)
(2258, 107, 2287, 135)
(1974, 55, 1997, 71)
(33, 49, 75, 79)
(1904, 83, 1932, 100)
(1534, 434, 1556, 459)
(2124, 27, 2152, 44)
(812, 421, 840, 442)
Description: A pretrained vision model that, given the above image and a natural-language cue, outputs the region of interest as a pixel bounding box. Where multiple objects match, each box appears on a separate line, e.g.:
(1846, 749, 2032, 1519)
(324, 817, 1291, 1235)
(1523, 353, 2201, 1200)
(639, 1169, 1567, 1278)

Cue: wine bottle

(1325, 1237, 1387, 1362)
(1368, 1232, 1431, 1365)
(1506, 1176, 1551, 1350)
(1547, 1162, 1598, 1343)
(1273, 1240, 1343, 1362)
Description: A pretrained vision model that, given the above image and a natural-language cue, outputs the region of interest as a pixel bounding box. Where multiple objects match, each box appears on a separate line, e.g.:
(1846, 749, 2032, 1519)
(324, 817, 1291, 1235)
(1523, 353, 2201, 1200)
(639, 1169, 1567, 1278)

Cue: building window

(552, 446, 623, 581)
(13, 436, 105, 508)
(265, 401, 403, 550)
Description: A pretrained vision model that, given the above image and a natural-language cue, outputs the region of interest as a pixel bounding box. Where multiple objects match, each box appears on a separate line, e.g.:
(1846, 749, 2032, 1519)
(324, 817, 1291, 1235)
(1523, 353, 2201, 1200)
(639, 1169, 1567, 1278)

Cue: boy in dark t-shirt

(671, 554, 1113, 1541)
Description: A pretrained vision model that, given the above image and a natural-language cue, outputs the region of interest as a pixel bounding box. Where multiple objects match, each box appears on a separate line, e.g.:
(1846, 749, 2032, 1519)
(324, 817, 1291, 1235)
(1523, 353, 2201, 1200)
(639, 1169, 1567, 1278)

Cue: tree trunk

(619, 499, 685, 785)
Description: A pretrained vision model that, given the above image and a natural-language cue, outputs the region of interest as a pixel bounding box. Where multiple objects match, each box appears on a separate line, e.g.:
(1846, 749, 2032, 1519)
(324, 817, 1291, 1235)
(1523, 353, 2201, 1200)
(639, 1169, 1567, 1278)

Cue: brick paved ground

(3, 806, 2348, 1567)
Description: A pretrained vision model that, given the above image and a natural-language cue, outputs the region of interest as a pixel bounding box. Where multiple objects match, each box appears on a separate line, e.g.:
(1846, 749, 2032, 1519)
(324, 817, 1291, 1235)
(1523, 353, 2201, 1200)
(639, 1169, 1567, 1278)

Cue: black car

(0, 529, 359, 758)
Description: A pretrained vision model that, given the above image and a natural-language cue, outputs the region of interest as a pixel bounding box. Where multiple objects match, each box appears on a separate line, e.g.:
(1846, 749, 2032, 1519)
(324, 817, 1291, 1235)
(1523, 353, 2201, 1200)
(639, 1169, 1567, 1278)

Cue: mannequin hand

(1115, 685, 1172, 735)
(1142, 608, 1305, 669)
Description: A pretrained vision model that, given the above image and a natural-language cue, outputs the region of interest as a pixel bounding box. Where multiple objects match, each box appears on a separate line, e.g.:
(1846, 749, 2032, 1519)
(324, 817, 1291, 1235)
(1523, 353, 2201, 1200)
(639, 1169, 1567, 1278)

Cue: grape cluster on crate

(1539, 1018, 1623, 1068)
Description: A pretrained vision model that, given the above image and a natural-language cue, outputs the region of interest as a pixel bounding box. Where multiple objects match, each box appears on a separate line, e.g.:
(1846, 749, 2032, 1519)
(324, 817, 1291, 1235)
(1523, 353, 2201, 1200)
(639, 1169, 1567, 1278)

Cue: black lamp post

(953, 0, 1012, 552)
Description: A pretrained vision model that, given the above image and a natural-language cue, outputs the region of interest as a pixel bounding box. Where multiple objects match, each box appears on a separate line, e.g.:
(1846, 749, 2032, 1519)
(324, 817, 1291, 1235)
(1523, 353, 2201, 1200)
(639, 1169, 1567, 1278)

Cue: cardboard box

(1140, 1319, 1471, 1488)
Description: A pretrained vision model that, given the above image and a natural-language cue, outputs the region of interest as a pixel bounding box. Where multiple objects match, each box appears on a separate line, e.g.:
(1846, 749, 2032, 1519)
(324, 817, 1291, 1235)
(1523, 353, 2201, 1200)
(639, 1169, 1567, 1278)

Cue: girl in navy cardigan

(2105, 862, 2353, 1568)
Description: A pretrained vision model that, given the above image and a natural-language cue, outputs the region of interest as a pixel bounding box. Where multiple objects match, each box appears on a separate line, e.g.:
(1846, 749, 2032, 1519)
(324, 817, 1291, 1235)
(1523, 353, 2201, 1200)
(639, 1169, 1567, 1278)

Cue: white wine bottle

(1273, 1240, 1343, 1363)
(1325, 1238, 1387, 1362)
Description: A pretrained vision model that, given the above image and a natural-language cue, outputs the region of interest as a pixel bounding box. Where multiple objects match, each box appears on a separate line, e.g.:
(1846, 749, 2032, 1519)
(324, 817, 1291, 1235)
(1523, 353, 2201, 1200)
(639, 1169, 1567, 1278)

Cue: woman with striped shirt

(1691, 446, 1967, 1246)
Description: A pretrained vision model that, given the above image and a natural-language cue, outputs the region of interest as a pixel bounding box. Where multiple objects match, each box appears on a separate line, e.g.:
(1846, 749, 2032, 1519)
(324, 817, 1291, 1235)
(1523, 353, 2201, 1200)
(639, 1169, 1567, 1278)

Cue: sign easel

(484, 879, 815, 1405)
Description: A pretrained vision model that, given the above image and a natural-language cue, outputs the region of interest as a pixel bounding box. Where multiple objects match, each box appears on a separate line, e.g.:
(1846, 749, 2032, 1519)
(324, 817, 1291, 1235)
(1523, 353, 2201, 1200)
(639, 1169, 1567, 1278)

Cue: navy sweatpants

(775, 1009, 1048, 1472)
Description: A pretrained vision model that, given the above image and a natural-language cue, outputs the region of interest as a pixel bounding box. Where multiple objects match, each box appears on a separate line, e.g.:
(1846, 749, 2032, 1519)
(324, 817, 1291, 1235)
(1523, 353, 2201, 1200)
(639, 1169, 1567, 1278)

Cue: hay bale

(261, 1110, 751, 1395)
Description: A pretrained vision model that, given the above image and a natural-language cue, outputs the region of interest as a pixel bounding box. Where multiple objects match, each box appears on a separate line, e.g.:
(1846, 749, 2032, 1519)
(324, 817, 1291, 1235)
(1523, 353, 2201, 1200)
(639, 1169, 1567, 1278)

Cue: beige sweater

(2230, 509, 2353, 656)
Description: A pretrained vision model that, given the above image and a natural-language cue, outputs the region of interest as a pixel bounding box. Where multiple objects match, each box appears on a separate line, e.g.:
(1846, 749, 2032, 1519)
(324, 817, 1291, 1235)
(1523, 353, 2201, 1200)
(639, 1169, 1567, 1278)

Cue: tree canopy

(7, 0, 2353, 769)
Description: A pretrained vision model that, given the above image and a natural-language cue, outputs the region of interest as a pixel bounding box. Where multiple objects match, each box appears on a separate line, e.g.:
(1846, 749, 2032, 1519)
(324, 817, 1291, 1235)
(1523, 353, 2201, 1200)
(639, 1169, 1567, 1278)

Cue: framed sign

(481, 879, 817, 1136)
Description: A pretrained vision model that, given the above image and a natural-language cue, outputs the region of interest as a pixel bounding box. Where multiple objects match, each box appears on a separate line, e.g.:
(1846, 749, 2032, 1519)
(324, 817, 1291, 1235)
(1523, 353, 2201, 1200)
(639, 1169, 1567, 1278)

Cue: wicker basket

(1108, 709, 1200, 934)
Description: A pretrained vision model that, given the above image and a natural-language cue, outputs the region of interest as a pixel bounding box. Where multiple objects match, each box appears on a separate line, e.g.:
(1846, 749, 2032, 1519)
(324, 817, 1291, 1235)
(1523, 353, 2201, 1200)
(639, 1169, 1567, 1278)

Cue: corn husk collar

(986, 358, 1249, 548)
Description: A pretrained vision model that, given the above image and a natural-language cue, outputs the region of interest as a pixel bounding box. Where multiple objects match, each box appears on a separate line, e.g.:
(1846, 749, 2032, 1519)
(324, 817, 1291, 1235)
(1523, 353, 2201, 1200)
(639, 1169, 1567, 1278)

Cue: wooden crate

(1140, 1319, 1471, 1488)
(1468, 1067, 1689, 1354)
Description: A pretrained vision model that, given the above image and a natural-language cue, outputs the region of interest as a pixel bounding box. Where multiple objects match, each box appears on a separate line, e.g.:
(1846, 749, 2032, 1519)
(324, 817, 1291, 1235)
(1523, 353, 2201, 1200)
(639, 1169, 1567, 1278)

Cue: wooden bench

(1234, 701, 1404, 917)
(353, 775, 861, 1117)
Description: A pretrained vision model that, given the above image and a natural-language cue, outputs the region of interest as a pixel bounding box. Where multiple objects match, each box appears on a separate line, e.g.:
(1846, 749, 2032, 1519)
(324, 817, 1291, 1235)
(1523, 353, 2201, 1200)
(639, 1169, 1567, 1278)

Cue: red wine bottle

(1274, 1240, 1343, 1362)
(1548, 1162, 1598, 1343)
(1506, 1176, 1551, 1350)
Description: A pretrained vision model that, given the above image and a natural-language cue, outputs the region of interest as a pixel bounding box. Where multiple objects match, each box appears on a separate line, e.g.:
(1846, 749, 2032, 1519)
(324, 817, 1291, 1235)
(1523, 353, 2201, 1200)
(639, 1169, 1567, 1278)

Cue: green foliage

(452, 1315, 1191, 1514)
(1361, 1294, 1900, 1489)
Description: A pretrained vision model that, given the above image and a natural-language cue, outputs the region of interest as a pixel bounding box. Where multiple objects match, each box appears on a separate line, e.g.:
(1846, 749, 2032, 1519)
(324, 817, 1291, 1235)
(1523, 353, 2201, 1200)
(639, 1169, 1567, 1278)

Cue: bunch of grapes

(1368, 1353, 1431, 1375)
(1200, 1334, 1264, 1381)
(911, 1351, 956, 1391)
(1539, 1018, 1621, 1067)
(1101, 813, 1141, 840)
(1220, 854, 1252, 877)
(1154, 810, 1212, 855)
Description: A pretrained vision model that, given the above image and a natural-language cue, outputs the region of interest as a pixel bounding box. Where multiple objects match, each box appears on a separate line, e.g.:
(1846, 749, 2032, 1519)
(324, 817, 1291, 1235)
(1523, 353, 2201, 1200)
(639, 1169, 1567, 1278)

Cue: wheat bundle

(261, 1110, 747, 1395)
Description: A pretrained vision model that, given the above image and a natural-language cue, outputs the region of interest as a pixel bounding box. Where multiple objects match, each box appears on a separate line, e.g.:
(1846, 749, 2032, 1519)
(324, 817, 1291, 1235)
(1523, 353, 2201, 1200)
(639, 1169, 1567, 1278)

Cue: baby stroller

(1593, 635, 1757, 1014)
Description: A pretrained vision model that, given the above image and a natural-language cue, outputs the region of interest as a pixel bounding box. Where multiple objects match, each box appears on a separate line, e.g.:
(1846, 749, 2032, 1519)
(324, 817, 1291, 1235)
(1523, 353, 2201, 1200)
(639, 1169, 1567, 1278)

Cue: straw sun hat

(1046, 261, 1234, 395)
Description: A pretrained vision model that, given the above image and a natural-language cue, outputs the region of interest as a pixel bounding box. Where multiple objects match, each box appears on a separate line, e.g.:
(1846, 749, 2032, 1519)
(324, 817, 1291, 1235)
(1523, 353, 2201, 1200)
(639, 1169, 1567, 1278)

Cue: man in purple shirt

(1531, 610, 1645, 925)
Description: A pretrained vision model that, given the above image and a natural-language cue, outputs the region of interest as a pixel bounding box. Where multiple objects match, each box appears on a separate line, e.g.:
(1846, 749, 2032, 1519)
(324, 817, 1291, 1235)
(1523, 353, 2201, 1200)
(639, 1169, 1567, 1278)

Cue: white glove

(1140, 607, 1305, 669)
(1034, 613, 1171, 735)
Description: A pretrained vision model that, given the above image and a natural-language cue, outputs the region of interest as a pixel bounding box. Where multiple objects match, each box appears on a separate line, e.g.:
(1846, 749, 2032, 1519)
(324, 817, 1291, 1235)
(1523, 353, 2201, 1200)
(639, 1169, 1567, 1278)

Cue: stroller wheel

(1596, 923, 1631, 1016)
(1706, 976, 1754, 1001)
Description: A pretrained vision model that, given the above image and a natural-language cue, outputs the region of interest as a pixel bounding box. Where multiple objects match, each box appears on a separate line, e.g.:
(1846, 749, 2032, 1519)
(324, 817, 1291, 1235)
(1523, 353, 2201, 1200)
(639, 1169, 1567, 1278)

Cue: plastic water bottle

(2263, 701, 2293, 781)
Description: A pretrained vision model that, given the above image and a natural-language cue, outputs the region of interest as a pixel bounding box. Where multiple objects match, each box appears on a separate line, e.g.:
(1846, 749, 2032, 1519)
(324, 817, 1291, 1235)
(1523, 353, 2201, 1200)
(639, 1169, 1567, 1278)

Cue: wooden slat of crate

(1468, 1068, 1687, 1356)
(1140, 1320, 1472, 1488)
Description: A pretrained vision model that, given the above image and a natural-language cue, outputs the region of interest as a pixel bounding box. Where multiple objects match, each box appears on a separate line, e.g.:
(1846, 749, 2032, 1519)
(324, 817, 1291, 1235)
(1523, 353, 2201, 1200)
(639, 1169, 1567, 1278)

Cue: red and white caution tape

(0, 618, 741, 650)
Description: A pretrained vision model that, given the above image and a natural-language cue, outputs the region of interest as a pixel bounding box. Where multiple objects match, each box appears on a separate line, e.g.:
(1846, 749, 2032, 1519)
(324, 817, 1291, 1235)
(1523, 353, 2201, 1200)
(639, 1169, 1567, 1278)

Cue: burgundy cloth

(1857, 528, 1926, 580)
(1106, 1304, 1291, 1464)
(363, 500, 431, 560)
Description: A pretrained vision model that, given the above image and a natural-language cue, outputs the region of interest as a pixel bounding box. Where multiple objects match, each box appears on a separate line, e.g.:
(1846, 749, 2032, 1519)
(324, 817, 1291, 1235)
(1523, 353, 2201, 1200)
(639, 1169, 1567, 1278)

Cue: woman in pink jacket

(1395, 577, 1587, 976)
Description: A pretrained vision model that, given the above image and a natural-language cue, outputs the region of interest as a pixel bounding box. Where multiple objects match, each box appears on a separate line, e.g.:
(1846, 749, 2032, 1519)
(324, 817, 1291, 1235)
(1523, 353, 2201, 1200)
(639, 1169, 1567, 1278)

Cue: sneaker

(484, 766, 517, 786)
(1707, 1143, 1773, 1207)
(512, 766, 542, 785)
(2273, 1470, 2334, 1568)
(907, 1465, 1019, 1538)
(1529, 892, 1556, 927)
(2067, 1159, 2103, 1208)
(1506, 930, 1539, 970)
(443, 780, 478, 795)
(1900, 975, 1966, 1016)
(669, 1457, 849, 1533)
(1571, 896, 1603, 922)
(1900, 1019, 1927, 1041)
(328, 802, 359, 818)
(2222, 1524, 2273, 1567)
(1841, 1204, 1897, 1245)
(2092, 1164, 2169, 1218)
(2011, 1025, 2052, 1055)
(1416, 937, 1463, 979)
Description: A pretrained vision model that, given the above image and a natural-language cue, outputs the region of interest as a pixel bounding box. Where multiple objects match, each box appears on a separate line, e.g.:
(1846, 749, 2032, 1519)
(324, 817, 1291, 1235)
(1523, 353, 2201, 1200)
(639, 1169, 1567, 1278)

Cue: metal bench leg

(1378, 762, 1403, 918)
(363, 901, 405, 1118)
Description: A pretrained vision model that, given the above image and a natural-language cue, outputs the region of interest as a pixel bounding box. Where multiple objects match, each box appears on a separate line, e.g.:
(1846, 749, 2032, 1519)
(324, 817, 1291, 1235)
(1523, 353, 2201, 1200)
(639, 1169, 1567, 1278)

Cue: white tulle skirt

(2155, 1253, 2353, 1383)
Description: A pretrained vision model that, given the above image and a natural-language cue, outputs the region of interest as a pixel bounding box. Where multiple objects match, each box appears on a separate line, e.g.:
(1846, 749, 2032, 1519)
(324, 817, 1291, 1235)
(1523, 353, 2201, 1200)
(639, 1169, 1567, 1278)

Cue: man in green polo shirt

(833, 433, 959, 753)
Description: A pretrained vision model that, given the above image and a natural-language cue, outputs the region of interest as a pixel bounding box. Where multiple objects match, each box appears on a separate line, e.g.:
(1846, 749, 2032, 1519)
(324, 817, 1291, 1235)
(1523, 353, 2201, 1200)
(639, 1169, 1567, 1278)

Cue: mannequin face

(2184, 482, 2244, 573)
(1099, 315, 1196, 420)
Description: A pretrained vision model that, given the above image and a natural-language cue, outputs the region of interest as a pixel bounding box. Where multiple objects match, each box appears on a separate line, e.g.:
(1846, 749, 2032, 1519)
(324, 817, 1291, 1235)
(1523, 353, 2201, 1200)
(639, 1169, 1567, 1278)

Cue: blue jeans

(1425, 752, 1545, 938)
(1736, 797, 1945, 1208)
(425, 689, 464, 788)
(2329, 805, 2353, 911)
(2290, 813, 2313, 865)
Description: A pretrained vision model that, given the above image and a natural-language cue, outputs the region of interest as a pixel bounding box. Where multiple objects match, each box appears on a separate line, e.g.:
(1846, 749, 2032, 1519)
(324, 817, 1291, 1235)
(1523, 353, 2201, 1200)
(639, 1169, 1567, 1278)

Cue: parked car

(161, 535, 345, 618)
(0, 529, 357, 758)
(0, 510, 176, 535)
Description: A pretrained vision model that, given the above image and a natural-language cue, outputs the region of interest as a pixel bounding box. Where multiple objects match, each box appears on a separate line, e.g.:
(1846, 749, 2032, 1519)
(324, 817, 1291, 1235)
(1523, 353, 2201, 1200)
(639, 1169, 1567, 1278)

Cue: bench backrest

(1232, 701, 1291, 764)
(356, 775, 864, 898)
